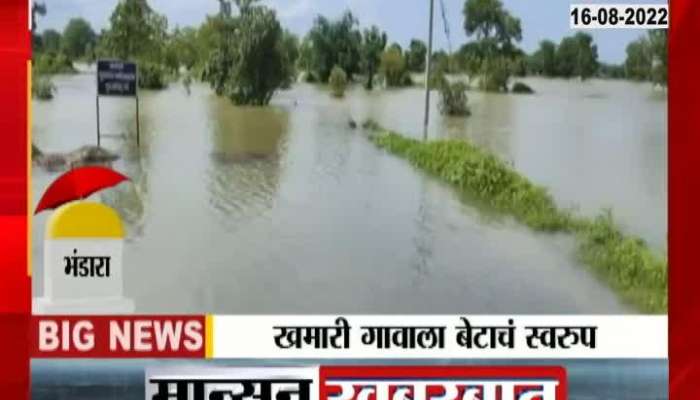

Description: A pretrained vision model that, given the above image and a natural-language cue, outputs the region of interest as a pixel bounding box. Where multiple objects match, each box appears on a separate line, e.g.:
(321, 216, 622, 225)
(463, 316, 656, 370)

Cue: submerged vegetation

(329, 66, 348, 98)
(439, 81, 471, 116)
(511, 81, 534, 94)
(32, 73, 56, 100)
(366, 123, 667, 313)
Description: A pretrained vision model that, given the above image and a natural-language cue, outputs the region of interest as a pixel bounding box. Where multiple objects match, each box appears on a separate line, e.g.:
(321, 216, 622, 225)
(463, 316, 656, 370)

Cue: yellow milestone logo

(34, 167, 134, 315)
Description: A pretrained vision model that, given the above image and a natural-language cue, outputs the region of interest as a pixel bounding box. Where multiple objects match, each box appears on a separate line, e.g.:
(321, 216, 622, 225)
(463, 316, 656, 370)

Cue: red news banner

(32, 315, 206, 358)
(31, 315, 667, 359)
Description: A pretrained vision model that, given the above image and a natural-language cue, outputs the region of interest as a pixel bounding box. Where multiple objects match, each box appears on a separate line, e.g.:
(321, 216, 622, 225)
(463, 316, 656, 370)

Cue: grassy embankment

(365, 122, 667, 313)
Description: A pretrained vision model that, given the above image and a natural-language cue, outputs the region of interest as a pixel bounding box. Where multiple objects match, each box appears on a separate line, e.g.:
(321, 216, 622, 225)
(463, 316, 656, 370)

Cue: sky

(37, 0, 667, 64)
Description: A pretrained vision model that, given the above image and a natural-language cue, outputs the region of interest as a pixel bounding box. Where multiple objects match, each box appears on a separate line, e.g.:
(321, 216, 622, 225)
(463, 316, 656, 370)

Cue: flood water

(31, 72, 666, 314)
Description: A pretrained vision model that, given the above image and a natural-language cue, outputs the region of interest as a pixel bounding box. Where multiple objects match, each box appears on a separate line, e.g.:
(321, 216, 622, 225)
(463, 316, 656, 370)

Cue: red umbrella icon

(34, 166, 129, 214)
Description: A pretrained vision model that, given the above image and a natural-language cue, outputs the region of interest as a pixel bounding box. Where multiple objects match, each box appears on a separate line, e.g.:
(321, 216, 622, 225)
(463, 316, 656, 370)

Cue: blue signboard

(97, 60, 137, 97)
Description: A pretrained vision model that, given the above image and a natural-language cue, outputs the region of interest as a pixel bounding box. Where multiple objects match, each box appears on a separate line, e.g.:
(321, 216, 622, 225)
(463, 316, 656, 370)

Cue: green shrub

(138, 62, 168, 90)
(511, 81, 534, 94)
(32, 74, 56, 100)
(428, 69, 448, 90)
(329, 66, 348, 98)
(439, 81, 471, 116)
(33, 52, 76, 74)
(479, 57, 511, 92)
(366, 122, 667, 313)
(380, 47, 411, 87)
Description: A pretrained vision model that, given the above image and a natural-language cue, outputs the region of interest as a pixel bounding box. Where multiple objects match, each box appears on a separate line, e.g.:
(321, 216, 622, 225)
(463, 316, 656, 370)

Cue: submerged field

(368, 126, 667, 312)
(31, 72, 666, 313)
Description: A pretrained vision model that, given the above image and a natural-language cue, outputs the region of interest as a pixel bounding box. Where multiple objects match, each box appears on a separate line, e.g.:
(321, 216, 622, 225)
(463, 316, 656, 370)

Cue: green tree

(556, 32, 598, 79)
(380, 45, 410, 87)
(573, 32, 598, 79)
(406, 39, 427, 72)
(462, 0, 522, 91)
(202, 3, 291, 105)
(233, 0, 259, 14)
(624, 37, 651, 81)
(532, 40, 556, 76)
(306, 11, 362, 82)
(432, 50, 451, 74)
(648, 30, 667, 86)
(62, 18, 96, 59)
(479, 56, 511, 91)
(463, 0, 522, 53)
(41, 29, 62, 54)
(280, 30, 300, 88)
(457, 42, 485, 81)
(361, 26, 387, 90)
(101, 0, 168, 62)
(168, 27, 200, 71)
(297, 37, 315, 79)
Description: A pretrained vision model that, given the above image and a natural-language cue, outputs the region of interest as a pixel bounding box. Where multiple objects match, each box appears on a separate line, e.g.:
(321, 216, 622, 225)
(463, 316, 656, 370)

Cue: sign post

(96, 60, 140, 147)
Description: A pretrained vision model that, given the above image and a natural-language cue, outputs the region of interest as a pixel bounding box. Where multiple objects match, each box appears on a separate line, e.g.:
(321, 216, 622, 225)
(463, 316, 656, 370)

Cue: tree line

(32, 0, 668, 105)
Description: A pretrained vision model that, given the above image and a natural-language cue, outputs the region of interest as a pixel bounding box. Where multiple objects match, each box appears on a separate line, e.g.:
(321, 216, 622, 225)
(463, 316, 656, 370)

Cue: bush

(428, 69, 448, 90)
(32, 74, 56, 100)
(138, 62, 168, 90)
(33, 52, 75, 74)
(439, 81, 471, 116)
(329, 66, 348, 98)
(479, 57, 511, 92)
(380, 47, 411, 87)
(511, 81, 534, 94)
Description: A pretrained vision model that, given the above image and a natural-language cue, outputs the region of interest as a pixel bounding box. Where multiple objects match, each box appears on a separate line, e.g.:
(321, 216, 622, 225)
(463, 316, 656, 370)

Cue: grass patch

(366, 124, 667, 313)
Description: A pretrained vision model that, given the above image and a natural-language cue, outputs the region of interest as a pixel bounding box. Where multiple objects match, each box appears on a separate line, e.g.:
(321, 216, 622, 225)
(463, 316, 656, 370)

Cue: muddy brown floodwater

(31, 72, 666, 314)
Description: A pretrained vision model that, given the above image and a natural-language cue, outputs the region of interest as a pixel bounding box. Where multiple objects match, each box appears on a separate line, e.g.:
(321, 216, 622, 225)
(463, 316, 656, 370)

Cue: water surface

(31, 73, 666, 314)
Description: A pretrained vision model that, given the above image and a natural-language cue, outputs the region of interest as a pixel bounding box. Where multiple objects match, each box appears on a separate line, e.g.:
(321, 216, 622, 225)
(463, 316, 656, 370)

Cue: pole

(96, 96, 101, 147)
(136, 95, 141, 147)
(423, 0, 435, 141)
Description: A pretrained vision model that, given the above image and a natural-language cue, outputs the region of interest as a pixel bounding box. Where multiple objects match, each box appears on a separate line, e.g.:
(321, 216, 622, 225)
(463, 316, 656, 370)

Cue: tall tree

(202, 2, 292, 105)
(462, 0, 522, 91)
(462, 0, 521, 53)
(280, 30, 300, 88)
(380, 45, 409, 87)
(306, 11, 362, 82)
(532, 40, 556, 76)
(556, 32, 598, 79)
(100, 0, 168, 61)
(406, 39, 427, 72)
(648, 30, 667, 86)
(41, 29, 62, 54)
(361, 26, 387, 90)
(625, 37, 652, 81)
(62, 18, 96, 59)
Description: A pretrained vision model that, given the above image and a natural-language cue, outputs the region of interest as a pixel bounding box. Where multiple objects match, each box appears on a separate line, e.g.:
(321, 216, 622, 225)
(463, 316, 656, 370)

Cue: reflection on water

(207, 98, 288, 228)
(32, 359, 668, 400)
(31, 73, 665, 314)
